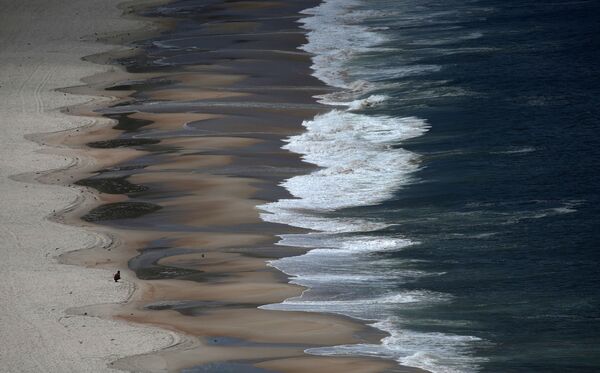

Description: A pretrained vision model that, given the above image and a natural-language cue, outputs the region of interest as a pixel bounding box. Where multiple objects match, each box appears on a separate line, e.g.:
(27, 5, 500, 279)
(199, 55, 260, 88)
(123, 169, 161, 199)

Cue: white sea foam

(259, 211, 389, 233)
(283, 271, 427, 286)
(256, 0, 486, 371)
(298, 0, 389, 89)
(306, 317, 487, 373)
(297, 0, 447, 107)
(266, 234, 418, 284)
(259, 111, 429, 224)
(318, 94, 390, 109)
(261, 291, 450, 315)
(276, 233, 415, 253)
(347, 94, 390, 110)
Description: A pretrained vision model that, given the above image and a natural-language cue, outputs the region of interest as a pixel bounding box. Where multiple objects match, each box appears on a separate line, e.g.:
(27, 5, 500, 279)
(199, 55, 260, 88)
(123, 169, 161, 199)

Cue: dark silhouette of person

(113, 270, 121, 282)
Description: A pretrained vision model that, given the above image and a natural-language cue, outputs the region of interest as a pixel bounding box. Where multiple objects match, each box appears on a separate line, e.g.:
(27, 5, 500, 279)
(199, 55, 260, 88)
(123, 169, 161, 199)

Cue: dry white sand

(0, 1, 178, 372)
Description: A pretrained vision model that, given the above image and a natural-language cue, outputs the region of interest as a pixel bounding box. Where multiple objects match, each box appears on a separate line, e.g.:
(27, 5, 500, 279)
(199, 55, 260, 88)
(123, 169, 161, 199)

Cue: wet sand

(22, 0, 430, 372)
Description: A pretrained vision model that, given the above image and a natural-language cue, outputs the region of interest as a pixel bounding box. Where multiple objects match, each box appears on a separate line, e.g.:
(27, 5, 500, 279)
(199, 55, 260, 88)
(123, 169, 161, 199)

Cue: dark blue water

(260, 0, 600, 372)
(380, 1, 600, 371)
(118, 0, 600, 371)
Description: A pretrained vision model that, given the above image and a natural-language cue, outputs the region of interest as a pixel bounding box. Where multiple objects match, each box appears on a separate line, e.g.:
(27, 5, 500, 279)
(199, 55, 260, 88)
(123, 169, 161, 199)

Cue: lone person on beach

(113, 270, 121, 282)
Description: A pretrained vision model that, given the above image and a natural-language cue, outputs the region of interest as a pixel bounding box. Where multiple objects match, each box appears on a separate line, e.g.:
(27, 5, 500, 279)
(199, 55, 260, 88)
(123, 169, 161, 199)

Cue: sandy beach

(1, 0, 428, 372)
(0, 0, 178, 371)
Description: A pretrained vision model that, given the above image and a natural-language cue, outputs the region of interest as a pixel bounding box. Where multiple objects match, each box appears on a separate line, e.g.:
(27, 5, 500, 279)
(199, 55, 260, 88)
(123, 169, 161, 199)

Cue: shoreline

(1, 0, 429, 372)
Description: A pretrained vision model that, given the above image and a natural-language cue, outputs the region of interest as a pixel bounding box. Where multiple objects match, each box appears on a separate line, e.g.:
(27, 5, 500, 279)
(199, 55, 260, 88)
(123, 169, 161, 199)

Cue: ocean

(120, 0, 600, 372)
(259, 0, 600, 372)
